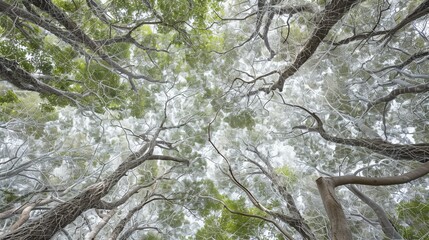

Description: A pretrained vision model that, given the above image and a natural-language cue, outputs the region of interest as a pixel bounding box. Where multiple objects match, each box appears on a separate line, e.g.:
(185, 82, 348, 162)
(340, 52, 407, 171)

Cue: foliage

(195, 197, 266, 239)
(396, 198, 429, 239)
(0, 90, 18, 104)
(0, 0, 429, 239)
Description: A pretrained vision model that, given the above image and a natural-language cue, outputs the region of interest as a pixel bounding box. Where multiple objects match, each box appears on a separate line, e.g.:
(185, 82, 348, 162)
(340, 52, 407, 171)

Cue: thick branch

(290, 104, 429, 162)
(0, 57, 83, 100)
(317, 161, 428, 239)
(316, 177, 352, 240)
(381, 0, 429, 43)
(1, 124, 180, 239)
(270, 0, 362, 92)
(333, 162, 429, 187)
(258, 3, 316, 60)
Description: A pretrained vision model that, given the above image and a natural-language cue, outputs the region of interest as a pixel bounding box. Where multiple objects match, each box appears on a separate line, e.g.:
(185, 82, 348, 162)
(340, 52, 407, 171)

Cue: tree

(1, 0, 429, 239)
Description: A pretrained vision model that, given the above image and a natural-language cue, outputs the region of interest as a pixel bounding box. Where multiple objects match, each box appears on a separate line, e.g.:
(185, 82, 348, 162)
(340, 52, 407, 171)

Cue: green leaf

(0, 90, 19, 104)
(224, 109, 256, 130)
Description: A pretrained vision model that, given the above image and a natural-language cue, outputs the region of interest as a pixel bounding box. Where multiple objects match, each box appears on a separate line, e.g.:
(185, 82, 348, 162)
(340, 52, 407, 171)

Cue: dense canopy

(0, 0, 428, 239)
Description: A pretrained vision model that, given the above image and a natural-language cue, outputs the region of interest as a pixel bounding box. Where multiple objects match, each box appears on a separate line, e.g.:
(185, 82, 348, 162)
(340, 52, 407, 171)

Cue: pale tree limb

(8, 204, 35, 232)
(84, 209, 117, 240)
(8, 196, 52, 231)
(317, 161, 429, 240)
(108, 196, 167, 240)
(332, 162, 429, 186)
(347, 185, 403, 239)
(0, 198, 54, 221)
(316, 168, 403, 239)
(316, 177, 353, 240)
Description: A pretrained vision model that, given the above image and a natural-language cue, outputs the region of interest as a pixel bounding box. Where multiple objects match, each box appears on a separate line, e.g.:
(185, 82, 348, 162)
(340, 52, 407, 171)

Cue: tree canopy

(0, 0, 428, 239)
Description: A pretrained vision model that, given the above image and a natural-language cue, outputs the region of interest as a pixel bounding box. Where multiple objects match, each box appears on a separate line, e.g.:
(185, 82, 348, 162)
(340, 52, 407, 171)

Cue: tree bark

(316, 177, 353, 240)
(272, 0, 363, 91)
(317, 161, 429, 239)
(1, 144, 155, 239)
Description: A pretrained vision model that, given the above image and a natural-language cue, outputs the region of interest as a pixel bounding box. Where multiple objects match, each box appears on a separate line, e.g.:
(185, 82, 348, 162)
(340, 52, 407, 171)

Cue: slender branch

(368, 82, 429, 108)
(147, 155, 189, 165)
(372, 51, 429, 73)
(84, 209, 117, 240)
(330, 30, 389, 46)
(347, 186, 403, 239)
(108, 196, 166, 240)
(202, 196, 294, 240)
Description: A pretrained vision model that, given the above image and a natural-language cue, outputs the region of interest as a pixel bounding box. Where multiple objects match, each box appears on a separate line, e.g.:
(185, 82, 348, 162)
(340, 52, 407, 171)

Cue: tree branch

(381, 0, 429, 44)
(368, 82, 429, 108)
(1, 122, 181, 239)
(317, 161, 428, 239)
(288, 103, 429, 162)
(269, 0, 363, 92)
(347, 185, 403, 239)
(0, 57, 84, 101)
